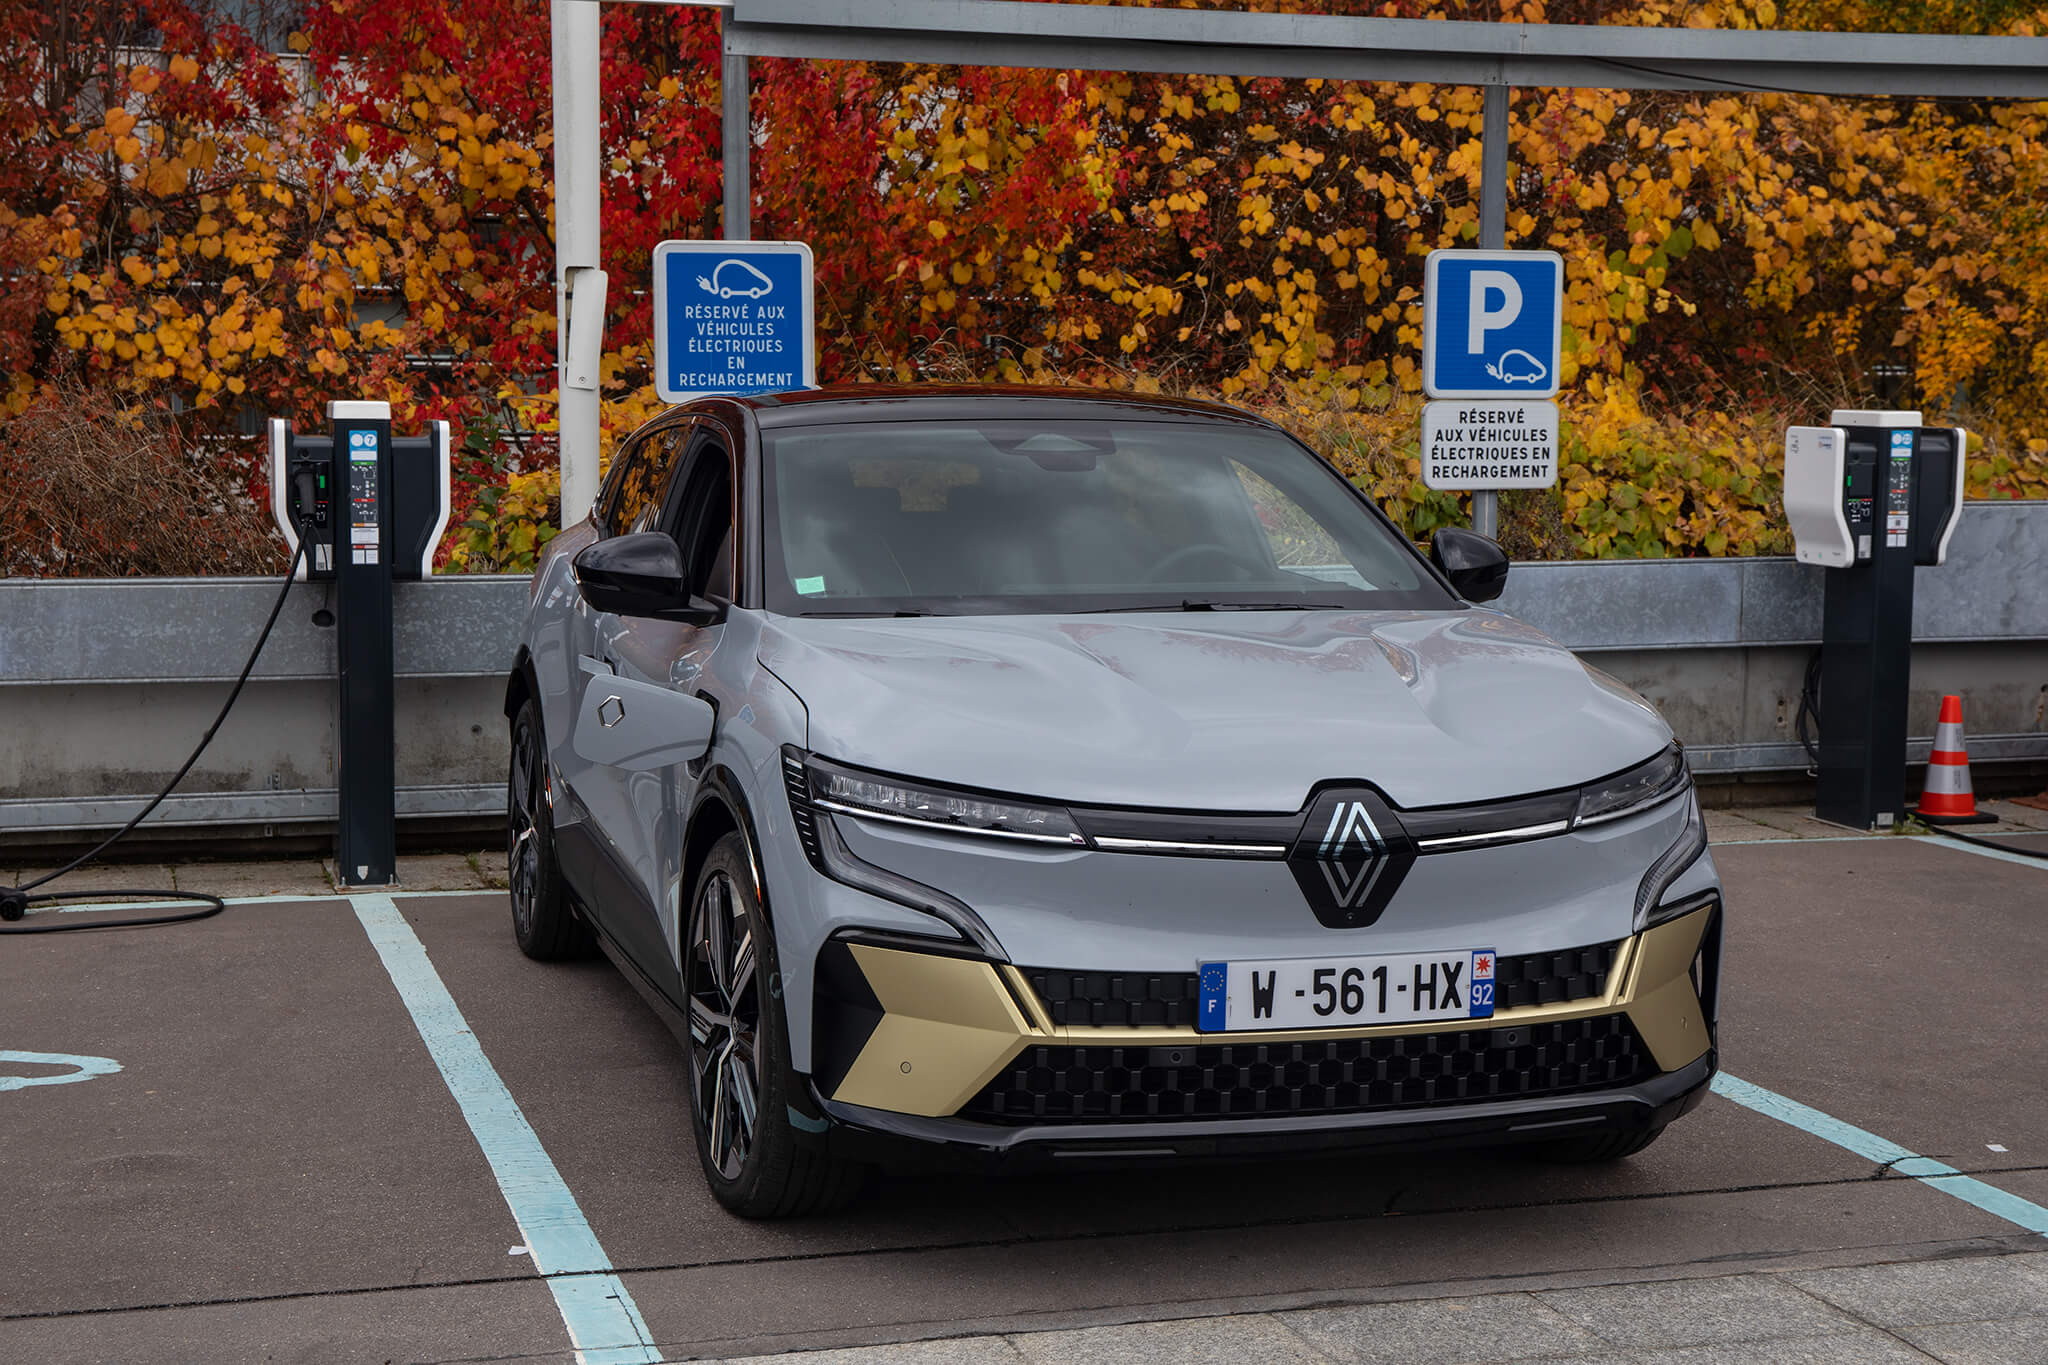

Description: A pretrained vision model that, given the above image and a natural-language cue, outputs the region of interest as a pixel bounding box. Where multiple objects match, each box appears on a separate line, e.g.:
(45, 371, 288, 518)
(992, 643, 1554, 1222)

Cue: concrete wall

(3, 503, 2043, 848)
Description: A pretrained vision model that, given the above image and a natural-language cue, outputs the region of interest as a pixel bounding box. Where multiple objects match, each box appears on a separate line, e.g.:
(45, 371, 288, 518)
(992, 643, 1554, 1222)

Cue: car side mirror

(1429, 527, 1510, 603)
(572, 532, 724, 625)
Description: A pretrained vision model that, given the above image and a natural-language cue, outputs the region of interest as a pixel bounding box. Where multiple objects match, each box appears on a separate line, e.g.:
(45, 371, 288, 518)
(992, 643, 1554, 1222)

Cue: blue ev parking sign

(652, 240, 815, 402)
(1422, 249, 1563, 400)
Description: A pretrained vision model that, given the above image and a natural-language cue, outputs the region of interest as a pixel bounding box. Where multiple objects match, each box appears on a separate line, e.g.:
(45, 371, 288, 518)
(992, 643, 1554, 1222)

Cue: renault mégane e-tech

(504, 386, 1722, 1217)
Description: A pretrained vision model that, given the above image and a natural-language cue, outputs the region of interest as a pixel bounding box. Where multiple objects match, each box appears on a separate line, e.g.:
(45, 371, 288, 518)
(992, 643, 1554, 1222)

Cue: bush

(0, 387, 278, 577)
(444, 466, 561, 574)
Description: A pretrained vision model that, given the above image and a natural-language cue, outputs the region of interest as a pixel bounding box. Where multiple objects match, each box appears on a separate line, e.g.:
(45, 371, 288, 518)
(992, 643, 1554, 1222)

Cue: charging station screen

(1884, 430, 1913, 548)
(348, 429, 380, 565)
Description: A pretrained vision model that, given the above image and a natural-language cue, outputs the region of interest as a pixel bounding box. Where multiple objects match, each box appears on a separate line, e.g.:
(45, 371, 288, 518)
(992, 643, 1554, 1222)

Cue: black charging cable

(1926, 825, 2048, 860)
(1795, 647, 1822, 771)
(0, 538, 308, 933)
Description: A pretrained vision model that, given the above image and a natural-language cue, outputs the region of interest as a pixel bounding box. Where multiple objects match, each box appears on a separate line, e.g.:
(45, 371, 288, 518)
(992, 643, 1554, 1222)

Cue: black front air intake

(782, 747, 825, 868)
(965, 1015, 1651, 1123)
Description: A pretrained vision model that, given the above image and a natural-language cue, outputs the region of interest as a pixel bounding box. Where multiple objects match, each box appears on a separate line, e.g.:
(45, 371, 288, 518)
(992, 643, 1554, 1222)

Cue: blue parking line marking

(0, 1049, 122, 1091)
(1710, 834, 1881, 846)
(350, 894, 662, 1365)
(1926, 833, 2048, 871)
(1713, 1072, 2048, 1238)
(33, 888, 506, 916)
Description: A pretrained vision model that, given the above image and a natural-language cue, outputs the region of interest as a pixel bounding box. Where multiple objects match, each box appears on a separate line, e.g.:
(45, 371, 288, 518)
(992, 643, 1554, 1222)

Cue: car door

(586, 420, 740, 995)
(554, 420, 693, 974)
(541, 419, 686, 801)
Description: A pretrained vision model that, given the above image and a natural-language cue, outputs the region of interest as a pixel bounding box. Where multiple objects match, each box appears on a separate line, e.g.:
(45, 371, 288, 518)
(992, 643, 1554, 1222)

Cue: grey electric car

(505, 386, 1721, 1217)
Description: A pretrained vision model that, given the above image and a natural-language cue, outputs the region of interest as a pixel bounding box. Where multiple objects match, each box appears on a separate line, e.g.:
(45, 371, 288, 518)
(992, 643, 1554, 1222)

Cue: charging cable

(0, 538, 308, 933)
(1928, 825, 2048, 860)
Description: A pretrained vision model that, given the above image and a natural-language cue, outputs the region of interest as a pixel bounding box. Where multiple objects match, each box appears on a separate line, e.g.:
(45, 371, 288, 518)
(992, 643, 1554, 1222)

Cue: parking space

(4, 828, 2044, 1363)
(0, 898, 572, 1361)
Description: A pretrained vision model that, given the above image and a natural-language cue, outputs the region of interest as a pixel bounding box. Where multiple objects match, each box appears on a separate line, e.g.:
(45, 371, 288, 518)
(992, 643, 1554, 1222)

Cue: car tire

(1532, 1121, 1668, 1163)
(507, 697, 593, 962)
(685, 832, 866, 1218)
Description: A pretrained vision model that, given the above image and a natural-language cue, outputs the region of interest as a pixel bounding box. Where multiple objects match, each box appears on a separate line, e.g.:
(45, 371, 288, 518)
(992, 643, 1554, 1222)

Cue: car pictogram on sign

(1484, 348, 1549, 386)
(696, 258, 774, 299)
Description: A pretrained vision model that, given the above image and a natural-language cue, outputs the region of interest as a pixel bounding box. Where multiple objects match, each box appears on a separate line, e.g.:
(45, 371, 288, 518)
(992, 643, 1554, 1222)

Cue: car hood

(756, 609, 1671, 812)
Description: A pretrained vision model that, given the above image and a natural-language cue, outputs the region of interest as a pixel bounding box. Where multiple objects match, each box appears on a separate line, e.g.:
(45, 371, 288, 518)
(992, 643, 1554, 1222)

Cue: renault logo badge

(1288, 789, 1415, 928)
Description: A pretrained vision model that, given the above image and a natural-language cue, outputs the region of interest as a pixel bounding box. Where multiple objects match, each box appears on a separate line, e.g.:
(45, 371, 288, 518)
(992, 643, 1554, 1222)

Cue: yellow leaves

(167, 55, 201, 85)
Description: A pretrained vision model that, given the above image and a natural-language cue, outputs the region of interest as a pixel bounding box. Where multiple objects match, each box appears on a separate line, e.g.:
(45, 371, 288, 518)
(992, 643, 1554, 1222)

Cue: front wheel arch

(683, 768, 769, 935)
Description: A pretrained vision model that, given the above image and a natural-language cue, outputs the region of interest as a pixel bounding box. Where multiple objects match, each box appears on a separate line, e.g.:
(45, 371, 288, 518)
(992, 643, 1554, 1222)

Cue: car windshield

(760, 417, 1453, 616)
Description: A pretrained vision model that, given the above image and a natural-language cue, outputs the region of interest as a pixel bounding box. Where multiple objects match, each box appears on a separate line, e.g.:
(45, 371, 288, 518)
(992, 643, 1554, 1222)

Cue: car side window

(664, 431, 735, 603)
(597, 423, 689, 538)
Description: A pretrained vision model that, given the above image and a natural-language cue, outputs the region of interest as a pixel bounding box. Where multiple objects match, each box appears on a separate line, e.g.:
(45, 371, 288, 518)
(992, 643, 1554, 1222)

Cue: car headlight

(803, 754, 1086, 846)
(1573, 743, 1689, 828)
(1634, 789, 1709, 929)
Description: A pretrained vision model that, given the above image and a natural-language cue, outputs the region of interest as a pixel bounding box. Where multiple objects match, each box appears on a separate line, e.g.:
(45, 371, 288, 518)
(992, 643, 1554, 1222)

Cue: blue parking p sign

(1422, 249, 1563, 400)
(652, 240, 814, 402)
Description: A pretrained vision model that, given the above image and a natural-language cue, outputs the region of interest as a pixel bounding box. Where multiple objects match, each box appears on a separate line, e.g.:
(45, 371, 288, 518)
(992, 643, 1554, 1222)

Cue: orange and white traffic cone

(1915, 695, 1995, 825)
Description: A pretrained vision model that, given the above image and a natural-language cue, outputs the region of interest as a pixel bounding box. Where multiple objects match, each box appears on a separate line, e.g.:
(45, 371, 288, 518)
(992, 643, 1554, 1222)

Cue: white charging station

(269, 415, 452, 582)
(1781, 409, 1970, 829)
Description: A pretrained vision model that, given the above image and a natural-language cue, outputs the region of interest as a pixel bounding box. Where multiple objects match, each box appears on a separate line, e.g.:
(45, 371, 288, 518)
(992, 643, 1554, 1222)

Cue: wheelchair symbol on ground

(1, 1049, 123, 1091)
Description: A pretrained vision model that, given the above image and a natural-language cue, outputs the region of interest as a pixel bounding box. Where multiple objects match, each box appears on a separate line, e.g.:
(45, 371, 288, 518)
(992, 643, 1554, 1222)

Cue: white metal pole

(551, 0, 603, 528)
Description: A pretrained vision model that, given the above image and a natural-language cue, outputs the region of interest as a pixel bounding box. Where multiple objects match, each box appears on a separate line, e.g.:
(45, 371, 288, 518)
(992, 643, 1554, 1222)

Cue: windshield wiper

(1081, 600, 1351, 613)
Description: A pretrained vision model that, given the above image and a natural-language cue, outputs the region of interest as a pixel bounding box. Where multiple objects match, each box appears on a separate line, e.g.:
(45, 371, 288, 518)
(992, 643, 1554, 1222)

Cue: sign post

(652, 239, 815, 401)
(1421, 247, 1564, 533)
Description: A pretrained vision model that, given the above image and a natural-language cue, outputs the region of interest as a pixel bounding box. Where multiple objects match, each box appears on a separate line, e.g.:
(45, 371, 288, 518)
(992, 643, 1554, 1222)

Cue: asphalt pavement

(4, 804, 2046, 1363)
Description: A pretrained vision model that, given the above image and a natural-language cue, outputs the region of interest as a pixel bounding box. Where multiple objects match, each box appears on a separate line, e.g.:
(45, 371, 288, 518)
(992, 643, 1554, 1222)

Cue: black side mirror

(1429, 526, 1510, 603)
(573, 532, 724, 625)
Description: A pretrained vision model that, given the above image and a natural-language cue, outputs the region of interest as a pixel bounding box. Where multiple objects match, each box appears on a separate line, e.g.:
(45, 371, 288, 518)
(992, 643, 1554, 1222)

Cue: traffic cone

(1915, 695, 1996, 825)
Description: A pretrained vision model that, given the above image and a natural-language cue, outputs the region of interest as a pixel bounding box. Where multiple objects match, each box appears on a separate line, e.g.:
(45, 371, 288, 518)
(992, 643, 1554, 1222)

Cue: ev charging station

(1783, 411, 1967, 831)
(268, 402, 452, 885)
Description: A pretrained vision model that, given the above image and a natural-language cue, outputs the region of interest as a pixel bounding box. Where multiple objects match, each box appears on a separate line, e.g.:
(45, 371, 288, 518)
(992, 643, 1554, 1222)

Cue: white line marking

(1713, 1073, 2048, 1238)
(349, 894, 661, 1364)
(1926, 833, 2048, 871)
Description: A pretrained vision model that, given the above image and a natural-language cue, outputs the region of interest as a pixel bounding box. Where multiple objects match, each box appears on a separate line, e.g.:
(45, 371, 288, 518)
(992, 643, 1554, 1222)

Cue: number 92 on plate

(1195, 949, 1496, 1033)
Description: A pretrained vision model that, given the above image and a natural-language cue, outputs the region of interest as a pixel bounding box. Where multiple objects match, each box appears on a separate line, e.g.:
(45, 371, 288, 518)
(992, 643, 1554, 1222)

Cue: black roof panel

(699, 383, 1276, 431)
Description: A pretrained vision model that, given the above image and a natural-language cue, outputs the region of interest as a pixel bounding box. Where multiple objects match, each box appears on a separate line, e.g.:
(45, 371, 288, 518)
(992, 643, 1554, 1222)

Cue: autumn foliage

(3, 0, 2046, 574)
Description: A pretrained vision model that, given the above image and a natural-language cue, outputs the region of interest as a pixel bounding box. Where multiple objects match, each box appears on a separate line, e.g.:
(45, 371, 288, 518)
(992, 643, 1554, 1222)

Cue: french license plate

(1195, 949, 1496, 1033)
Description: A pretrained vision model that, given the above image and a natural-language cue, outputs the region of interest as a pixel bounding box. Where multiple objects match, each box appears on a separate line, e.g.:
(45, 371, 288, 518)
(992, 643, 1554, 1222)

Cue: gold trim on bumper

(824, 907, 1714, 1118)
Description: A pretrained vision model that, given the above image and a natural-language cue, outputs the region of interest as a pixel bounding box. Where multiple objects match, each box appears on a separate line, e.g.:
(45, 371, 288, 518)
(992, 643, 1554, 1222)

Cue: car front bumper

(804, 902, 1720, 1162)
(815, 1053, 1713, 1164)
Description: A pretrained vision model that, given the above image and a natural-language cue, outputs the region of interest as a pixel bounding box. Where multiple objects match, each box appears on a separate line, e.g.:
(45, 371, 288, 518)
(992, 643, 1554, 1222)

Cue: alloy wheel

(688, 870, 760, 1180)
(507, 717, 544, 937)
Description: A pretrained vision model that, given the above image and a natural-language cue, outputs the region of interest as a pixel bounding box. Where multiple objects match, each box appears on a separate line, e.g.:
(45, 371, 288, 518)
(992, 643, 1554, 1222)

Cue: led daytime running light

(808, 761, 1085, 845)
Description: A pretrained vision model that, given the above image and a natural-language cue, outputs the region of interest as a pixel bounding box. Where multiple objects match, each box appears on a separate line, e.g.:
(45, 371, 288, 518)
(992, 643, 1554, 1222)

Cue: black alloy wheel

(507, 698, 591, 961)
(684, 832, 865, 1217)
(688, 862, 761, 1182)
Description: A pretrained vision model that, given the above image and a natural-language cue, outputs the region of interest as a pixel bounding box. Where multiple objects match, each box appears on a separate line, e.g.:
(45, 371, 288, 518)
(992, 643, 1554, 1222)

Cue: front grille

(964, 1015, 1650, 1123)
(1495, 942, 1620, 1009)
(1023, 940, 1621, 1029)
(1026, 968, 1205, 1029)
